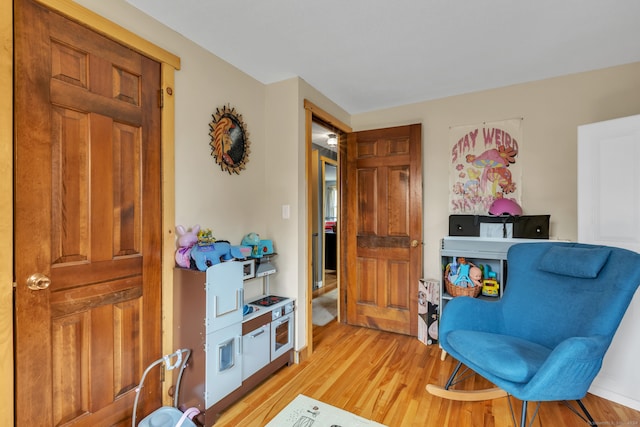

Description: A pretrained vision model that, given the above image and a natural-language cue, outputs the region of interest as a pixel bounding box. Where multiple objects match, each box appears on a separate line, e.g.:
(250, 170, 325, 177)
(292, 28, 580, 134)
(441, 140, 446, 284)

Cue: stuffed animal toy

(175, 224, 200, 268)
(190, 240, 245, 271)
(241, 232, 261, 258)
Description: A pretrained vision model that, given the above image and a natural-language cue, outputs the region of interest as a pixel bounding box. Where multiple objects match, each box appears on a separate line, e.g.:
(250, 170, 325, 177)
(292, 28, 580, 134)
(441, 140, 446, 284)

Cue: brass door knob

(411, 239, 420, 248)
(26, 273, 51, 291)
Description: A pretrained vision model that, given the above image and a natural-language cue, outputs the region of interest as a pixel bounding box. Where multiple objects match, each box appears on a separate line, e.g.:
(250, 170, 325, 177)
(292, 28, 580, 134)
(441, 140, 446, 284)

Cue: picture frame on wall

(209, 104, 251, 174)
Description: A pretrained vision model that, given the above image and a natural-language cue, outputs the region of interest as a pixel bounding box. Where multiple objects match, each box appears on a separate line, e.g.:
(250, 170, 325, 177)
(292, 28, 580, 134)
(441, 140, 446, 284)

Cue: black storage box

(449, 215, 550, 239)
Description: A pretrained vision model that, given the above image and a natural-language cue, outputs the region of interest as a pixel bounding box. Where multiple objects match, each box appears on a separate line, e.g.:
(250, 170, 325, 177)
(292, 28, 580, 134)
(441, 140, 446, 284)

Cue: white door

(578, 114, 640, 410)
(242, 324, 270, 380)
(271, 312, 294, 360)
(206, 261, 244, 333)
(205, 323, 242, 408)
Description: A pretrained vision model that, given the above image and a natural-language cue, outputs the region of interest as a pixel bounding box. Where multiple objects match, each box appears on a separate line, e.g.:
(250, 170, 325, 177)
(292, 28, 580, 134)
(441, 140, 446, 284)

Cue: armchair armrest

(518, 335, 609, 401)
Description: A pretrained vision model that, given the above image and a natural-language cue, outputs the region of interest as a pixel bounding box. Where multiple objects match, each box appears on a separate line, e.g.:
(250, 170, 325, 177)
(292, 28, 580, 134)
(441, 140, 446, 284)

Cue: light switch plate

(282, 204, 290, 219)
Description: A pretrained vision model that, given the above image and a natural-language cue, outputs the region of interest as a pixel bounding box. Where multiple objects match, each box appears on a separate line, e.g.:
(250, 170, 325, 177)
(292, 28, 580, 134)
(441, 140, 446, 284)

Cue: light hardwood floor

(313, 270, 337, 298)
(214, 321, 640, 426)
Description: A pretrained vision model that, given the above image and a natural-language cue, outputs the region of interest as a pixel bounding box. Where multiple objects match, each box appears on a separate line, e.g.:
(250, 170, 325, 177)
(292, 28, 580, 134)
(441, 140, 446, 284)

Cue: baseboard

(296, 346, 308, 363)
(588, 384, 640, 411)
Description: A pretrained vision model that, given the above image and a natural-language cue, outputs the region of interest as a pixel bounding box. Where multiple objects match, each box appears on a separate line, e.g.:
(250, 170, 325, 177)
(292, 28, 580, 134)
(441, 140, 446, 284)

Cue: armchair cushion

(447, 330, 551, 383)
(538, 246, 611, 278)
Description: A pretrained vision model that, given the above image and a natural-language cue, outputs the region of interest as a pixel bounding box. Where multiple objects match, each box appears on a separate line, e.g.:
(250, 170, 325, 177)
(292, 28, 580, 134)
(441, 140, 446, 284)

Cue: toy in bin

(481, 264, 500, 297)
(445, 257, 482, 298)
(132, 349, 199, 427)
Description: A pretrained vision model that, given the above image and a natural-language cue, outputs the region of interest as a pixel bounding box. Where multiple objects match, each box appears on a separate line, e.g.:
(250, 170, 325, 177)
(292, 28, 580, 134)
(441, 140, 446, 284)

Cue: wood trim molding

(304, 100, 352, 134)
(160, 62, 177, 406)
(34, 0, 181, 69)
(296, 347, 309, 364)
(0, 0, 14, 424)
(304, 100, 350, 357)
(305, 107, 314, 355)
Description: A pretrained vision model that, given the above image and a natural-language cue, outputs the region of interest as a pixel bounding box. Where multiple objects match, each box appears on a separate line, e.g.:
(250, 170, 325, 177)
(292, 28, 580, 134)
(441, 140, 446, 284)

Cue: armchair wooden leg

(426, 360, 508, 402)
(426, 384, 508, 401)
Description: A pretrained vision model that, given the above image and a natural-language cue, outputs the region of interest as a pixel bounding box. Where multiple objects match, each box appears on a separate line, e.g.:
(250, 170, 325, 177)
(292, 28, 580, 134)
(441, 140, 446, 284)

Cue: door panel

(345, 124, 422, 335)
(205, 325, 243, 408)
(14, 0, 162, 425)
(578, 115, 640, 409)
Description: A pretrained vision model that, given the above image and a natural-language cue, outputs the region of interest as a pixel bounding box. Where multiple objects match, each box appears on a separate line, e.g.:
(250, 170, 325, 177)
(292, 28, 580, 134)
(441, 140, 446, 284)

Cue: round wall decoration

(209, 104, 250, 174)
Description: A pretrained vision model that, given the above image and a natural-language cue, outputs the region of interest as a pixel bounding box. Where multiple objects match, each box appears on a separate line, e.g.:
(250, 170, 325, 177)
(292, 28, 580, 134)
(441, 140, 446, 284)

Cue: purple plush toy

(175, 224, 200, 268)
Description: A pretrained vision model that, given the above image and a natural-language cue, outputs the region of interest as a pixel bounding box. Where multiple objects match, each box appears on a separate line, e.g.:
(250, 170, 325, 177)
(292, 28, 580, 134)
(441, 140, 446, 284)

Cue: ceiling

(125, 0, 640, 115)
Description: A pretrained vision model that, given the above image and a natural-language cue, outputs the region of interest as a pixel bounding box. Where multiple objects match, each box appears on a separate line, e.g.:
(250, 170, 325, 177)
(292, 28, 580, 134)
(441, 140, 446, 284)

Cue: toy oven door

(270, 311, 294, 361)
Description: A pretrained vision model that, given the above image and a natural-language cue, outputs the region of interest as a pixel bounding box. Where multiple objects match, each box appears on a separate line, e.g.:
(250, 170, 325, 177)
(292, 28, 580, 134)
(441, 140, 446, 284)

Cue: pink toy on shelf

(175, 224, 200, 268)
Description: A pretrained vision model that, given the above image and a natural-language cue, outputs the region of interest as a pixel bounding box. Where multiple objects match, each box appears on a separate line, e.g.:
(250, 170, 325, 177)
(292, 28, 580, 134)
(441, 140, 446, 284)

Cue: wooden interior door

(344, 124, 422, 335)
(14, 0, 162, 425)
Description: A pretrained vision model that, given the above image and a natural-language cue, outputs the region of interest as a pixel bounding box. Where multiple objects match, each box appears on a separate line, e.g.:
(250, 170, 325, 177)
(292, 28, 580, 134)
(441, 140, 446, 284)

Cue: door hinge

(158, 89, 164, 108)
(160, 363, 165, 382)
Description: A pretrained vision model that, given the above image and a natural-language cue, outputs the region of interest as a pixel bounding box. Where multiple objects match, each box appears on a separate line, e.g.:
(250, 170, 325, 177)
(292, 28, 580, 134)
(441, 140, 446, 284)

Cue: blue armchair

(427, 242, 640, 426)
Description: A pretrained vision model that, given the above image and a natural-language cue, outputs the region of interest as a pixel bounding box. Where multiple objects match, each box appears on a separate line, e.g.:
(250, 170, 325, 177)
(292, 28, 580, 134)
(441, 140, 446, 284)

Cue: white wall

(351, 63, 640, 281)
(262, 78, 303, 339)
(263, 78, 350, 348)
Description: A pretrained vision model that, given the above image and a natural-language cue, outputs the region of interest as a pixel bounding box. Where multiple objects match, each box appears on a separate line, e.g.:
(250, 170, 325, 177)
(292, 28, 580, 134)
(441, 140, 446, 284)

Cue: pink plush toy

(175, 224, 200, 268)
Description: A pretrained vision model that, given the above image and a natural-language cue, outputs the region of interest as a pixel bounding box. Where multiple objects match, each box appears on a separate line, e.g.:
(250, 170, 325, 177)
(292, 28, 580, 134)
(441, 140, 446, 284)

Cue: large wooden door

(14, 0, 163, 425)
(344, 124, 422, 335)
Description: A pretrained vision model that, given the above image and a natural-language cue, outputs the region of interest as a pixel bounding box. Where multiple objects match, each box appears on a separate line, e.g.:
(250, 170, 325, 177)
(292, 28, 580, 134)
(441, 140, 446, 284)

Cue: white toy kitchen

(172, 255, 294, 426)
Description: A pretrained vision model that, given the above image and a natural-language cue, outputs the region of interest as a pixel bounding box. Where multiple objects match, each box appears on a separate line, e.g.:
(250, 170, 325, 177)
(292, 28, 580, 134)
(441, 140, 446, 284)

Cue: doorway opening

(304, 100, 351, 356)
(311, 121, 339, 329)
